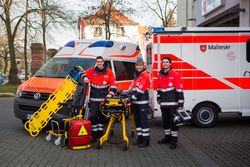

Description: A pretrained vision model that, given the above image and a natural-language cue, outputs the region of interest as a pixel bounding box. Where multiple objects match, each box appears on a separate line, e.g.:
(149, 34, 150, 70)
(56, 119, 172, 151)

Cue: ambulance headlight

(16, 90, 23, 97)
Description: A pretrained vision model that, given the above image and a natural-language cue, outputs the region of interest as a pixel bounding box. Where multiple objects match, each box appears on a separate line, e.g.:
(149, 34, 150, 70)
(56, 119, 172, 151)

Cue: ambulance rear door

(240, 34, 250, 116)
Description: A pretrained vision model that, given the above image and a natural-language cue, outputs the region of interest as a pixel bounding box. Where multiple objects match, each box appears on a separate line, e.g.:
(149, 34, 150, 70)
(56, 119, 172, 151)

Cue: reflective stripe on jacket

(156, 68, 184, 108)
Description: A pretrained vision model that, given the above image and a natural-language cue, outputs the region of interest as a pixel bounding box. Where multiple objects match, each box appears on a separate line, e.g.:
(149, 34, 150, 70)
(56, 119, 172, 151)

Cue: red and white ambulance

(147, 27, 250, 127)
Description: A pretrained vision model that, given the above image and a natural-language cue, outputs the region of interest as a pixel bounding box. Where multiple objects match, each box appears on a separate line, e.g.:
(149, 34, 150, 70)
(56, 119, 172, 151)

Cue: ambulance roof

(152, 27, 250, 34)
(54, 39, 141, 62)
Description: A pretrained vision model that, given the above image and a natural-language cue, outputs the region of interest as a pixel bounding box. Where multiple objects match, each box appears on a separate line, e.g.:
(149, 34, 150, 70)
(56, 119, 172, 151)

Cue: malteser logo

(200, 45, 207, 52)
(200, 44, 231, 52)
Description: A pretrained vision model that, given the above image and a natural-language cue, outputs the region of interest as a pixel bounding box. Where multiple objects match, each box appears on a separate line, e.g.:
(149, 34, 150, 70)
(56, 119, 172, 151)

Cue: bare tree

(31, 0, 75, 62)
(142, 0, 176, 27)
(84, 0, 135, 40)
(0, 0, 38, 84)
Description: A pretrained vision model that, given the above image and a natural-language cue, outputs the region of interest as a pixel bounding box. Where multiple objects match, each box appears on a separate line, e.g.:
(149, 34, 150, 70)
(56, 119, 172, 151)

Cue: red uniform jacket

(156, 67, 184, 108)
(129, 69, 150, 105)
(83, 66, 117, 102)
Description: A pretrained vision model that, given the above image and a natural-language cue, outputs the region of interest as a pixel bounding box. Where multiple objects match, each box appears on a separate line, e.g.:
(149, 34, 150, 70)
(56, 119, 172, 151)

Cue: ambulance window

(247, 39, 250, 63)
(113, 61, 135, 81)
(104, 61, 111, 69)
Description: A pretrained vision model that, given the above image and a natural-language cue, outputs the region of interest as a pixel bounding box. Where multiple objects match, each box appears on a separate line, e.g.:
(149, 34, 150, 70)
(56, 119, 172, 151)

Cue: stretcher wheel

(96, 141, 102, 149)
(123, 141, 128, 151)
(45, 134, 52, 142)
(131, 130, 135, 138)
(54, 137, 61, 146)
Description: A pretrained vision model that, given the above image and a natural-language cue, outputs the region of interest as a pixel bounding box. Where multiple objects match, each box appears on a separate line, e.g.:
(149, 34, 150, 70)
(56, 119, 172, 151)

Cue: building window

(116, 27, 125, 37)
(94, 27, 102, 37)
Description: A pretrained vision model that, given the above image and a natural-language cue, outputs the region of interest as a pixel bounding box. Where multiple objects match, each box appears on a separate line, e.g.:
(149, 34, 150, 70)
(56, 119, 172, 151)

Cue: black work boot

(132, 136, 143, 145)
(157, 135, 170, 144)
(169, 136, 178, 149)
(139, 137, 150, 148)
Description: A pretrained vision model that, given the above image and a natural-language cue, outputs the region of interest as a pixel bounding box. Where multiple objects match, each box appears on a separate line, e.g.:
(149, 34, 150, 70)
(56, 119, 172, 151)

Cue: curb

(0, 93, 16, 97)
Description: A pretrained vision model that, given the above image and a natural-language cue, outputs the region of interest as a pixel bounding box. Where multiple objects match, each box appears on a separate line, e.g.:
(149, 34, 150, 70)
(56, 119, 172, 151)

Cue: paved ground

(1, 97, 250, 167)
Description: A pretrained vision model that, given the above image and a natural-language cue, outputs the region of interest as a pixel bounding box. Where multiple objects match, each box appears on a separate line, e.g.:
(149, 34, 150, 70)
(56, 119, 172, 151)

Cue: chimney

(30, 43, 44, 75)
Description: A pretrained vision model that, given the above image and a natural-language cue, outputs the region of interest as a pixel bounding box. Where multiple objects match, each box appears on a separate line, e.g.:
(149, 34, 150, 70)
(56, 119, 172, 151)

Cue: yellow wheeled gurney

(96, 97, 134, 151)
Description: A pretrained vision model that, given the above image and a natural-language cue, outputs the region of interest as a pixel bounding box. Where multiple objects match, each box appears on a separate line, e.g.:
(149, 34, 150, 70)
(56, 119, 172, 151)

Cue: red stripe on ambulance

(225, 78, 250, 89)
(152, 54, 233, 90)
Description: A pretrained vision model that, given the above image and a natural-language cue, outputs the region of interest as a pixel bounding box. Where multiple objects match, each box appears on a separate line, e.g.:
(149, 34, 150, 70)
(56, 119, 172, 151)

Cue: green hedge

(0, 84, 19, 93)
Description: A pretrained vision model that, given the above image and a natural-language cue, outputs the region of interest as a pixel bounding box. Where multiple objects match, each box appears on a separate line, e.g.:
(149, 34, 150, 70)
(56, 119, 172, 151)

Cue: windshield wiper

(35, 75, 44, 77)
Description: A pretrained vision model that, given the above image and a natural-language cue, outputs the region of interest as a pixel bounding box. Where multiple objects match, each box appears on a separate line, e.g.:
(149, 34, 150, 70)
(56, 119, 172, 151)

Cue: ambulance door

(240, 37, 250, 116)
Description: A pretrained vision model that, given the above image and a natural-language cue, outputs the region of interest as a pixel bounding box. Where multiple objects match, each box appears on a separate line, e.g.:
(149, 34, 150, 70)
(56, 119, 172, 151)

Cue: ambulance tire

(192, 103, 218, 128)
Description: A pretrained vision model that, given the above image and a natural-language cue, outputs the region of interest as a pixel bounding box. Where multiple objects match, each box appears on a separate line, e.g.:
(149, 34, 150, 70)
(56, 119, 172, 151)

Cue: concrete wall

(194, 0, 250, 27)
(240, 0, 250, 26)
(177, 0, 195, 27)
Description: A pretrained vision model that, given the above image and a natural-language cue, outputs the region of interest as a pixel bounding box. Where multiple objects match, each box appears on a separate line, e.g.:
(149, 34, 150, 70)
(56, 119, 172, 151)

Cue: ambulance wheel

(192, 103, 218, 128)
(123, 141, 128, 151)
(54, 137, 61, 146)
(96, 141, 102, 149)
(46, 134, 52, 142)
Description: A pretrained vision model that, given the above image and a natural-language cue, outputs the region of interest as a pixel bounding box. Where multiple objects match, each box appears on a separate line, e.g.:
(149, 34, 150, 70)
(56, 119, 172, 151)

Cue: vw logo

(34, 93, 41, 100)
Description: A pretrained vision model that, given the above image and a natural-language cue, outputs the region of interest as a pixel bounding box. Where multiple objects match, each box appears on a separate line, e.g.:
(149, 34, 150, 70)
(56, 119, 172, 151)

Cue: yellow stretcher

(24, 66, 84, 137)
(97, 97, 135, 151)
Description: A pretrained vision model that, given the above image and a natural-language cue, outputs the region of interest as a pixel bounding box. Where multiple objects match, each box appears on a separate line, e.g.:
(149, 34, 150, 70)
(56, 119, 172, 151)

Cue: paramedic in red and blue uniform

(156, 56, 184, 149)
(125, 59, 151, 147)
(82, 56, 117, 142)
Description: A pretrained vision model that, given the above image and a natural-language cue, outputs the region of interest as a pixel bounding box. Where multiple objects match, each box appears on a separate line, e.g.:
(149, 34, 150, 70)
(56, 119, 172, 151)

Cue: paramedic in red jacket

(156, 56, 184, 149)
(82, 56, 117, 142)
(124, 59, 151, 147)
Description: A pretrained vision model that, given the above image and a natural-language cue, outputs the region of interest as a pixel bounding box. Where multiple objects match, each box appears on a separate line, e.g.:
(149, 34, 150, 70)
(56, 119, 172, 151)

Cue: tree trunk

(24, 0, 29, 80)
(5, 10, 20, 84)
(42, 9, 46, 63)
(4, 54, 8, 75)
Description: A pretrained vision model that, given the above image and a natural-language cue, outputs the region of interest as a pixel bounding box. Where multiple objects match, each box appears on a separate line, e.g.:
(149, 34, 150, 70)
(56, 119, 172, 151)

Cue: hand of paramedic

(106, 94, 112, 98)
(83, 77, 89, 83)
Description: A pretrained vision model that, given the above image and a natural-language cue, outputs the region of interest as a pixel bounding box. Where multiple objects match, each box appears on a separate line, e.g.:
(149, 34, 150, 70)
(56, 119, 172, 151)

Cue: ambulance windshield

(35, 57, 95, 78)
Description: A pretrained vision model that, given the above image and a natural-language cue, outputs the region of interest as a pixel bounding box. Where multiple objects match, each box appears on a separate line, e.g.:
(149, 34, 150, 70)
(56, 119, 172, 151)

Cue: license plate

(25, 114, 32, 120)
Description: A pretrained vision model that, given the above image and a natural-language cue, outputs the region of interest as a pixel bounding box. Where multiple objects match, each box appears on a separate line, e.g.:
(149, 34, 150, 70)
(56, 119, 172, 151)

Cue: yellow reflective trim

(72, 144, 91, 149)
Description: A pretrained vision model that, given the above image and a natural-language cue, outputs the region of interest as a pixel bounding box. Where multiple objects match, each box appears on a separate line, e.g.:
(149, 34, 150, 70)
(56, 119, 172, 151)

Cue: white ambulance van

(14, 39, 141, 124)
(147, 27, 250, 127)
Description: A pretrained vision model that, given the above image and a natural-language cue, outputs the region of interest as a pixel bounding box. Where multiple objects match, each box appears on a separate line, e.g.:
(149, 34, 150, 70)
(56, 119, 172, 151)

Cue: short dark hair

(96, 56, 104, 61)
(162, 56, 172, 63)
(135, 59, 144, 66)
